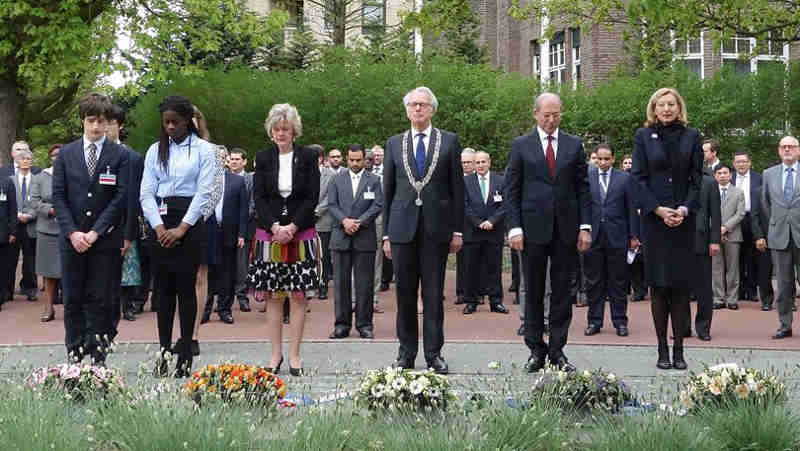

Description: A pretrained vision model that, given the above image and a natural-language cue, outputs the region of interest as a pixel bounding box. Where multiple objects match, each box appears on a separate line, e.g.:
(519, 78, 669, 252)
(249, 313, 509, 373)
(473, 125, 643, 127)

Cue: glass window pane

(722, 38, 735, 54)
(688, 38, 701, 54)
(682, 59, 701, 77)
(723, 58, 751, 75)
(674, 39, 686, 55)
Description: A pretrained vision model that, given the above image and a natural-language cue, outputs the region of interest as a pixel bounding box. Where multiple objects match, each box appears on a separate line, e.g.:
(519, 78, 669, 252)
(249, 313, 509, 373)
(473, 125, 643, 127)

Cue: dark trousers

(522, 234, 578, 361)
(319, 231, 333, 282)
(464, 241, 503, 304)
(155, 266, 198, 350)
(392, 218, 449, 362)
(133, 245, 152, 310)
(757, 248, 774, 307)
(739, 213, 757, 299)
(10, 235, 36, 294)
(207, 231, 238, 316)
(110, 251, 123, 332)
(694, 254, 713, 336)
(332, 250, 375, 331)
(455, 248, 465, 297)
(630, 250, 647, 299)
(584, 235, 629, 329)
(381, 254, 393, 283)
(510, 248, 521, 291)
(0, 243, 13, 301)
(61, 245, 119, 363)
(234, 239, 250, 303)
(120, 286, 136, 314)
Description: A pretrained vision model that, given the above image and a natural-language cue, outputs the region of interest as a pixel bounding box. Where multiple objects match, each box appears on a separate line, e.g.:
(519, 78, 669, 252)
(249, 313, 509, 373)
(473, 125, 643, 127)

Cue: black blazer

(383, 128, 464, 244)
(123, 147, 144, 242)
(463, 171, 506, 244)
(693, 175, 722, 255)
(632, 126, 702, 215)
(328, 170, 383, 252)
(0, 178, 18, 244)
(254, 145, 320, 232)
(52, 138, 129, 251)
(588, 167, 639, 249)
(506, 130, 591, 246)
(219, 172, 249, 247)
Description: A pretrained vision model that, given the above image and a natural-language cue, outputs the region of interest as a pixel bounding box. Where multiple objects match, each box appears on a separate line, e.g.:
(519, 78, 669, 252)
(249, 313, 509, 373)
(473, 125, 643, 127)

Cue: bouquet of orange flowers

(182, 364, 287, 407)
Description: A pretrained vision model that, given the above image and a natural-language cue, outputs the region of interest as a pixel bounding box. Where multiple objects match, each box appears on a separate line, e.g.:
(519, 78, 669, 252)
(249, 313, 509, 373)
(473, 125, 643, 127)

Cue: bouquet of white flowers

(26, 363, 125, 401)
(356, 367, 453, 411)
(679, 363, 787, 412)
(531, 365, 634, 412)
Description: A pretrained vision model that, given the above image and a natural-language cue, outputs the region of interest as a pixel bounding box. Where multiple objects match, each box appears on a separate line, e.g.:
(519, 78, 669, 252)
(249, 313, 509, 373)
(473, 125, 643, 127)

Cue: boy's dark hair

(229, 148, 247, 159)
(714, 163, 732, 174)
(347, 144, 364, 156)
(594, 143, 613, 154)
(108, 104, 126, 125)
(78, 93, 112, 120)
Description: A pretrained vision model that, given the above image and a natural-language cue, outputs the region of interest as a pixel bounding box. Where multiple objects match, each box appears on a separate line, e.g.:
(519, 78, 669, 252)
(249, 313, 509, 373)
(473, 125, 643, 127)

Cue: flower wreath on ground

(356, 367, 454, 411)
(679, 362, 787, 413)
(530, 365, 635, 412)
(182, 364, 289, 408)
(26, 363, 126, 401)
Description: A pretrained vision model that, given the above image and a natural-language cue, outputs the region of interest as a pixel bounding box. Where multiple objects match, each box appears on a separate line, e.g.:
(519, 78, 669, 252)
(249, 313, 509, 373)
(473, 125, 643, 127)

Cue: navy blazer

(463, 171, 506, 243)
(328, 169, 383, 252)
(506, 129, 591, 246)
(731, 170, 761, 215)
(588, 167, 638, 249)
(218, 171, 249, 247)
(52, 138, 129, 251)
(694, 175, 722, 255)
(123, 147, 144, 242)
(0, 178, 18, 244)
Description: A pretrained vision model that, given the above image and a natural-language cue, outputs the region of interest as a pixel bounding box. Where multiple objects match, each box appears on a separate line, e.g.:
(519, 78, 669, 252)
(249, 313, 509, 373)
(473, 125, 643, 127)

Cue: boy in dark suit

(0, 177, 16, 310)
(52, 93, 129, 364)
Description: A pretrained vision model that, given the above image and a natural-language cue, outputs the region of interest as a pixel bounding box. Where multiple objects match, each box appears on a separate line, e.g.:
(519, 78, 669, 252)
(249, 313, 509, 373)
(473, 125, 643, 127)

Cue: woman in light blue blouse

(140, 95, 216, 377)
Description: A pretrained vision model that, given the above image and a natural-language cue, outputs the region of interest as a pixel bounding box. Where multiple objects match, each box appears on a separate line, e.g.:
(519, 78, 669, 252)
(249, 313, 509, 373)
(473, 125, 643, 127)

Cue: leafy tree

(404, 0, 488, 64)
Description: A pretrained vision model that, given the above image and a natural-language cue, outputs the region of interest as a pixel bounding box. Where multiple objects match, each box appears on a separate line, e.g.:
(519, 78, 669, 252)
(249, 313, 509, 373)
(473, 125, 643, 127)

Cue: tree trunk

(0, 76, 23, 166)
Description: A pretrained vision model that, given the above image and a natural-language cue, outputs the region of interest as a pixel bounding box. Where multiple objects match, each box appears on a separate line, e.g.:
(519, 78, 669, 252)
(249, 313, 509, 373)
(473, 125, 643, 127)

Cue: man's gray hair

(534, 92, 563, 111)
(15, 149, 33, 160)
(365, 148, 374, 158)
(403, 86, 439, 112)
(462, 147, 476, 155)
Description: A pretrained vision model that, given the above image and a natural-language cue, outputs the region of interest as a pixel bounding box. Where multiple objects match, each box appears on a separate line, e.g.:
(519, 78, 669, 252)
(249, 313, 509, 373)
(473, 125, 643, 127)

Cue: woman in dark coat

(632, 87, 703, 370)
(248, 103, 320, 376)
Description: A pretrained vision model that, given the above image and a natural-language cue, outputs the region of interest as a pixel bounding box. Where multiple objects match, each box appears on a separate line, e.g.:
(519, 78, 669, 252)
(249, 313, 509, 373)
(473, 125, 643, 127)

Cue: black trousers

(155, 266, 198, 350)
(630, 250, 647, 299)
(207, 229, 238, 315)
(0, 243, 13, 301)
(522, 233, 578, 361)
(332, 250, 375, 331)
(455, 248, 465, 297)
(392, 218, 449, 362)
(756, 248, 774, 307)
(10, 235, 36, 294)
(739, 213, 757, 299)
(381, 254, 393, 283)
(464, 241, 503, 304)
(585, 234, 629, 329)
(510, 248, 521, 291)
(61, 245, 119, 363)
(319, 231, 333, 282)
(133, 242, 152, 309)
(694, 254, 713, 335)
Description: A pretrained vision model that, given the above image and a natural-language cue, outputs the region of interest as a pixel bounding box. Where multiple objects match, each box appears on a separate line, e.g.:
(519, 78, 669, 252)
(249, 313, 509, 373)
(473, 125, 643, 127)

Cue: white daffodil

(409, 380, 424, 395)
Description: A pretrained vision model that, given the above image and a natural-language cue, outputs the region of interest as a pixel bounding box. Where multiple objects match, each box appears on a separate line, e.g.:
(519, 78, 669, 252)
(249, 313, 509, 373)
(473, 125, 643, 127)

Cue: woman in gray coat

(27, 145, 61, 321)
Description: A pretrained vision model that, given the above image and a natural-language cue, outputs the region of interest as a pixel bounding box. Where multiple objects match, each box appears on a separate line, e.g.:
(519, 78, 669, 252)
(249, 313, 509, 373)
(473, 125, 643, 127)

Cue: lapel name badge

(0, 191, 6, 202)
(159, 202, 168, 216)
(364, 187, 375, 200)
(99, 166, 116, 185)
(493, 192, 502, 202)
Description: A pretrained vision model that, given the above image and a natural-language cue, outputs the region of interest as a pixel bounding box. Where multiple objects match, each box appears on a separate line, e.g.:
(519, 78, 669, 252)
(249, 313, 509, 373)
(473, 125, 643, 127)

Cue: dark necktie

(415, 133, 426, 177)
(721, 187, 727, 204)
(87, 143, 98, 177)
(600, 172, 608, 202)
(785, 167, 794, 203)
(546, 135, 555, 178)
(20, 175, 26, 202)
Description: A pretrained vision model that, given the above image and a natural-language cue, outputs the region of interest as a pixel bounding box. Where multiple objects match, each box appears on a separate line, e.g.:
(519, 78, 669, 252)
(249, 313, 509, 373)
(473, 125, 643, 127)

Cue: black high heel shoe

(289, 366, 304, 377)
(266, 356, 283, 374)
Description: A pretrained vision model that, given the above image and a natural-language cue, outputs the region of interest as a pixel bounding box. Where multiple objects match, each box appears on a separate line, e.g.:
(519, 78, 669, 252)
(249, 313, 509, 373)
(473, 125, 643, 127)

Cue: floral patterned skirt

(247, 228, 320, 298)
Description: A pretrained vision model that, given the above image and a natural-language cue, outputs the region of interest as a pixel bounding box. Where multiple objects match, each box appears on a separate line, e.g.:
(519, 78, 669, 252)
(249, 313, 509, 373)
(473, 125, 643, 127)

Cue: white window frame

(572, 47, 580, 89)
(549, 40, 566, 83)
(671, 31, 704, 78)
(721, 34, 789, 74)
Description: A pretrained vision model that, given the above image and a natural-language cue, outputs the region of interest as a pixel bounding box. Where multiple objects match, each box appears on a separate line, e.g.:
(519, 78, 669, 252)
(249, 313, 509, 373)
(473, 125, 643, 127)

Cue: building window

(362, 0, 385, 38)
(721, 35, 786, 75)
(530, 40, 541, 79)
(571, 28, 581, 88)
(286, 0, 305, 27)
(672, 34, 702, 78)
(549, 31, 566, 83)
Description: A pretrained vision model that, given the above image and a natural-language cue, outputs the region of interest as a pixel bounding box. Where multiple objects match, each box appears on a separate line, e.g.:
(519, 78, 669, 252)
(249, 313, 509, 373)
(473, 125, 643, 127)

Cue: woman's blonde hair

(644, 87, 688, 127)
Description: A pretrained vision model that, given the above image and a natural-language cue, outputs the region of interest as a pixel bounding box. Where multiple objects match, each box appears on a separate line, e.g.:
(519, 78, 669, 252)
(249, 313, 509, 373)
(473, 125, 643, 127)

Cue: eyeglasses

(406, 102, 432, 109)
(779, 144, 799, 149)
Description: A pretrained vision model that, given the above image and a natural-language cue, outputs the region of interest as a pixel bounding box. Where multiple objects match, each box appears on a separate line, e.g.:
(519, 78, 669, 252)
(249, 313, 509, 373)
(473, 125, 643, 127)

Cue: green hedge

(127, 50, 800, 172)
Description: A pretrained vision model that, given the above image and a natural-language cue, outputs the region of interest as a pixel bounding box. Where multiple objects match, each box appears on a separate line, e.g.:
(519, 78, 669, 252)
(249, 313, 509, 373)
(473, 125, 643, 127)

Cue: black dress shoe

(427, 356, 448, 374)
(318, 283, 328, 300)
(772, 329, 793, 339)
(463, 303, 477, 314)
(712, 303, 725, 310)
(379, 282, 390, 292)
(394, 357, 414, 370)
(239, 299, 251, 312)
(289, 366, 304, 377)
(200, 312, 211, 324)
(762, 304, 772, 311)
(552, 356, 576, 372)
(490, 303, 509, 314)
(454, 295, 465, 305)
(517, 324, 525, 336)
(359, 329, 374, 339)
(616, 326, 629, 337)
(329, 328, 349, 339)
(219, 313, 234, 324)
(584, 324, 601, 336)
(525, 354, 546, 373)
(727, 303, 739, 310)
(123, 310, 136, 321)
(698, 333, 711, 341)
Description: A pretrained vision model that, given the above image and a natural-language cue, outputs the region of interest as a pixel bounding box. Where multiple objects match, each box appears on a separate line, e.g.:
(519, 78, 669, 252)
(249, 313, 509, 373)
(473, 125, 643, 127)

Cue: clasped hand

(70, 230, 98, 253)
(154, 224, 188, 248)
(271, 223, 297, 245)
(656, 207, 684, 228)
(342, 218, 360, 235)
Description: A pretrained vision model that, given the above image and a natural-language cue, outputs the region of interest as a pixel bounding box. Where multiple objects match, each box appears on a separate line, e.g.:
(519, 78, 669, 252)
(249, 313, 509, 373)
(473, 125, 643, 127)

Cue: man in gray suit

(760, 136, 800, 339)
(314, 145, 335, 300)
(711, 164, 746, 310)
(327, 145, 383, 339)
(10, 149, 37, 301)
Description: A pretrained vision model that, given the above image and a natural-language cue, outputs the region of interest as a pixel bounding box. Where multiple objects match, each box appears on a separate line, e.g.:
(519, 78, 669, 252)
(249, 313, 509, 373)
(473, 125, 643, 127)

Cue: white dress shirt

(350, 169, 363, 197)
(278, 151, 293, 198)
(412, 124, 433, 157)
(83, 135, 106, 172)
(536, 126, 559, 159)
(734, 170, 751, 212)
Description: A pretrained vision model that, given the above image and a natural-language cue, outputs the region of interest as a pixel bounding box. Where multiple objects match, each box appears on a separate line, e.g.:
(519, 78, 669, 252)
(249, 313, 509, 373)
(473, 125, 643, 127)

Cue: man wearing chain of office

(382, 86, 465, 374)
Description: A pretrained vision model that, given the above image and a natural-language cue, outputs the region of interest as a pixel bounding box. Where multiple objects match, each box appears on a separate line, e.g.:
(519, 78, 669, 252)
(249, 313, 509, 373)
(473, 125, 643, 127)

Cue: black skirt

(149, 196, 208, 272)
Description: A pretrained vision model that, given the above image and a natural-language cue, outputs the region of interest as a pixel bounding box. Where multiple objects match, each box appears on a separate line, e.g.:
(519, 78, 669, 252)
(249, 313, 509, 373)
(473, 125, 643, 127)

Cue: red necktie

(545, 135, 555, 178)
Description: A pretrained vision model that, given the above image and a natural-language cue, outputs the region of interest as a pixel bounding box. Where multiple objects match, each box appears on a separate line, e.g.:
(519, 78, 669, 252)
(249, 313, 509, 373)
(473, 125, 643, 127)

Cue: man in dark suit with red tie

(506, 92, 592, 373)
(383, 86, 464, 374)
